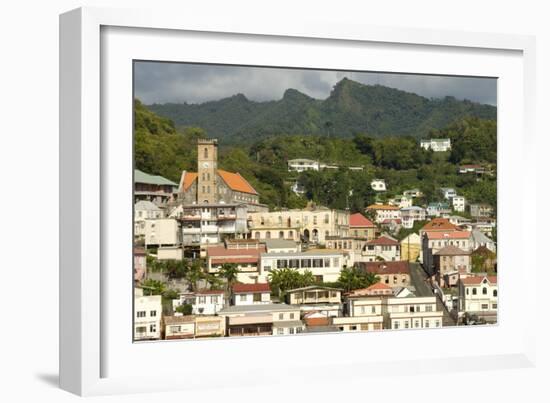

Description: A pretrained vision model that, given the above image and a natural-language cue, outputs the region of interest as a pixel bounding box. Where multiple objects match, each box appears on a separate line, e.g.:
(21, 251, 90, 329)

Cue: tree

(185, 260, 205, 291)
(337, 266, 379, 292)
(141, 279, 166, 296)
(163, 259, 188, 280)
(175, 303, 193, 315)
(267, 268, 315, 299)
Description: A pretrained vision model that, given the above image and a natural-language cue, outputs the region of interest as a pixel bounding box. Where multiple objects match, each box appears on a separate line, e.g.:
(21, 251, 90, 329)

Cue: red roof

(426, 231, 471, 240)
(422, 218, 459, 232)
(366, 235, 399, 246)
(461, 275, 497, 285)
(358, 261, 410, 275)
(232, 283, 271, 293)
(350, 213, 375, 228)
(348, 282, 393, 297)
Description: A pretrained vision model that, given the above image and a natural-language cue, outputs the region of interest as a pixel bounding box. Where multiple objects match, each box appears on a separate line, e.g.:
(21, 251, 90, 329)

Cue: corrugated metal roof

(134, 169, 178, 186)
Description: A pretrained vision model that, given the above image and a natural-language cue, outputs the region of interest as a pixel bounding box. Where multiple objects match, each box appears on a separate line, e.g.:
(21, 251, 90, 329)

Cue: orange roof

(366, 204, 400, 211)
(367, 282, 393, 291)
(422, 218, 459, 231)
(350, 213, 375, 228)
(217, 170, 258, 195)
(181, 172, 198, 191)
(178, 170, 258, 195)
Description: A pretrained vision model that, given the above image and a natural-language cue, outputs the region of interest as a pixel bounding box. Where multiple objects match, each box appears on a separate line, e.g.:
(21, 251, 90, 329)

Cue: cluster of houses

(133, 138, 497, 340)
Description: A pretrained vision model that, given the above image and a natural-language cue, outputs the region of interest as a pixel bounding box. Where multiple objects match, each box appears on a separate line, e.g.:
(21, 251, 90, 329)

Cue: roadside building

(422, 230, 473, 274)
(163, 315, 196, 340)
(433, 245, 471, 287)
(286, 285, 343, 317)
(173, 290, 226, 315)
(356, 260, 411, 287)
(459, 275, 498, 323)
(349, 212, 377, 240)
(195, 315, 226, 338)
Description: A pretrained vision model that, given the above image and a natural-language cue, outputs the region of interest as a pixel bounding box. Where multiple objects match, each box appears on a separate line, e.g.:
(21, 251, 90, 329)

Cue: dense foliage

(146, 78, 496, 144)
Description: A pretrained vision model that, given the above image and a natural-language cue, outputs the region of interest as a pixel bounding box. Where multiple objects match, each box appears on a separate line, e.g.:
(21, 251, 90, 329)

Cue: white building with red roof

(232, 283, 272, 305)
(361, 235, 401, 262)
(366, 204, 401, 223)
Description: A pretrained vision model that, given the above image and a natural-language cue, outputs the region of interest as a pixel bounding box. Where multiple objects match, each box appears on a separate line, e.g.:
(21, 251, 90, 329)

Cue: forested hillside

(135, 98, 497, 212)
(146, 78, 496, 144)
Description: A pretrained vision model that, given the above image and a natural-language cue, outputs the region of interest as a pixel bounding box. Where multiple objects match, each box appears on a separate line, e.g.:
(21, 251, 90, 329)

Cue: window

(371, 306, 376, 314)
(425, 321, 430, 328)
(204, 147, 208, 158)
(135, 326, 147, 334)
(253, 293, 261, 302)
(414, 320, 420, 328)
(313, 216, 317, 225)
(170, 326, 181, 333)
(482, 287, 487, 295)
(266, 231, 271, 239)
(472, 288, 477, 295)
(279, 313, 284, 320)
(210, 296, 218, 304)
(361, 306, 366, 314)
(150, 324, 156, 333)
(492, 303, 497, 309)
(435, 321, 440, 327)
(255, 232, 260, 239)
(289, 328, 295, 334)
(288, 231, 293, 238)
(404, 322, 409, 329)
(277, 328, 284, 335)
(324, 214, 329, 224)
(350, 325, 357, 331)
(239, 295, 246, 301)
(290, 313, 295, 319)
(198, 296, 206, 304)
(150, 310, 157, 317)
(393, 322, 399, 330)
(481, 304, 489, 309)
(426, 305, 433, 312)
(466, 288, 469, 295)
(137, 311, 146, 318)
(493, 290, 497, 297)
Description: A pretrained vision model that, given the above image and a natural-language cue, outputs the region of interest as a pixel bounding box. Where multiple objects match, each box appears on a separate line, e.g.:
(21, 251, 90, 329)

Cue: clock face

(202, 162, 209, 168)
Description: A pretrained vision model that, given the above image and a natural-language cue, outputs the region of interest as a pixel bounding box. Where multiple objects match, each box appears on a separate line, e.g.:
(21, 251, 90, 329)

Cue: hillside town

(134, 138, 497, 341)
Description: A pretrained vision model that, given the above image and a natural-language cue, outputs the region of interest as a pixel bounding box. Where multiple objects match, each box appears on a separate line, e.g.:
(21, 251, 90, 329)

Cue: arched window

(204, 147, 208, 158)
(288, 230, 293, 238)
(279, 231, 284, 239)
(482, 287, 487, 295)
(493, 289, 497, 297)
(472, 288, 477, 295)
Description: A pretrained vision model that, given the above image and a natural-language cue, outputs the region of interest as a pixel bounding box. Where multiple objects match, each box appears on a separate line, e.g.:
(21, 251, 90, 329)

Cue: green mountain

(146, 78, 496, 144)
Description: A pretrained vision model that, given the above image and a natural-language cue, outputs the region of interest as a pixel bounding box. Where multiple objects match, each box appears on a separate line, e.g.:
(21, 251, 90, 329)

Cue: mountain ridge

(145, 78, 496, 144)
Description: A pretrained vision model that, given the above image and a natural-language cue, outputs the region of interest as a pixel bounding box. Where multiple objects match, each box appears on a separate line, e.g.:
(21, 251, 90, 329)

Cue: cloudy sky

(134, 61, 497, 106)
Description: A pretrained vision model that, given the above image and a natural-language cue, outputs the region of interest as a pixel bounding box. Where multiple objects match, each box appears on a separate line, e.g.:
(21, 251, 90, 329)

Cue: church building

(177, 139, 262, 209)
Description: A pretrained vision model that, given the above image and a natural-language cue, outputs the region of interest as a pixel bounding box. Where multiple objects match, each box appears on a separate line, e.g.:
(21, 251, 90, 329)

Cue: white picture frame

(59, 6, 537, 396)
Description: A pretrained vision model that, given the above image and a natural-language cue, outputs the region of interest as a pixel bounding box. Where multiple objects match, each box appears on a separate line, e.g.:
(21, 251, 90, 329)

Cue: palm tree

(185, 260, 204, 292)
(141, 279, 166, 296)
(218, 263, 239, 304)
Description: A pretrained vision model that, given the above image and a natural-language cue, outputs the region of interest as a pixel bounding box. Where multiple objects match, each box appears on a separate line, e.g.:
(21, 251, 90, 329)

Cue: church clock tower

(197, 139, 218, 204)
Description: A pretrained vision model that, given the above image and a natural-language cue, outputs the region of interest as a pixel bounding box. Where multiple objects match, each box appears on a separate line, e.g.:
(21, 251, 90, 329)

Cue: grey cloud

(134, 61, 496, 106)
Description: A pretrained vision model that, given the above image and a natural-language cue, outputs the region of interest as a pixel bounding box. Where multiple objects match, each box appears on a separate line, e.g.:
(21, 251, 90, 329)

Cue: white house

(286, 285, 343, 317)
(440, 187, 457, 200)
(403, 189, 423, 198)
(452, 196, 466, 212)
(384, 293, 444, 330)
(260, 250, 344, 283)
(420, 138, 451, 152)
(400, 206, 426, 229)
(459, 275, 498, 323)
(173, 290, 226, 315)
(366, 204, 401, 223)
(361, 235, 401, 262)
(370, 179, 387, 192)
(389, 195, 413, 209)
(134, 289, 162, 341)
(287, 158, 320, 172)
(232, 283, 272, 305)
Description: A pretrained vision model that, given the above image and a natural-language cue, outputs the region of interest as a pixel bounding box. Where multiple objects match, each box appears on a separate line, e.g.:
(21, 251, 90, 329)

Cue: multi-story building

(134, 169, 178, 207)
(134, 288, 162, 341)
(366, 204, 401, 223)
(384, 294, 443, 330)
(422, 230, 473, 274)
(144, 218, 181, 247)
(459, 275, 498, 323)
(334, 283, 388, 332)
(452, 196, 466, 212)
(134, 200, 164, 239)
(470, 203, 494, 219)
(260, 249, 345, 283)
(433, 245, 471, 287)
(205, 240, 266, 284)
(219, 304, 304, 337)
(420, 138, 451, 152)
(248, 206, 350, 245)
(287, 158, 320, 172)
(426, 202, 452, 217)
(264, 239, 301, 253)
(349, 212, 377, 240)
(176, 203, 249, 251)
(361, 235, 401, 262)
(389, 195, 413, 209)
(173, 290, 226, 315)
(356, 261, 411, 287)
(232, 283, 272, 305)
(400, 206, 426, 229)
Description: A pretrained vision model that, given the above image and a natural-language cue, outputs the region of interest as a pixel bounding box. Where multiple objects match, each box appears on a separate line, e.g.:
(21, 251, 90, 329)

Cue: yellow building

(400, 233, 421, 262)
